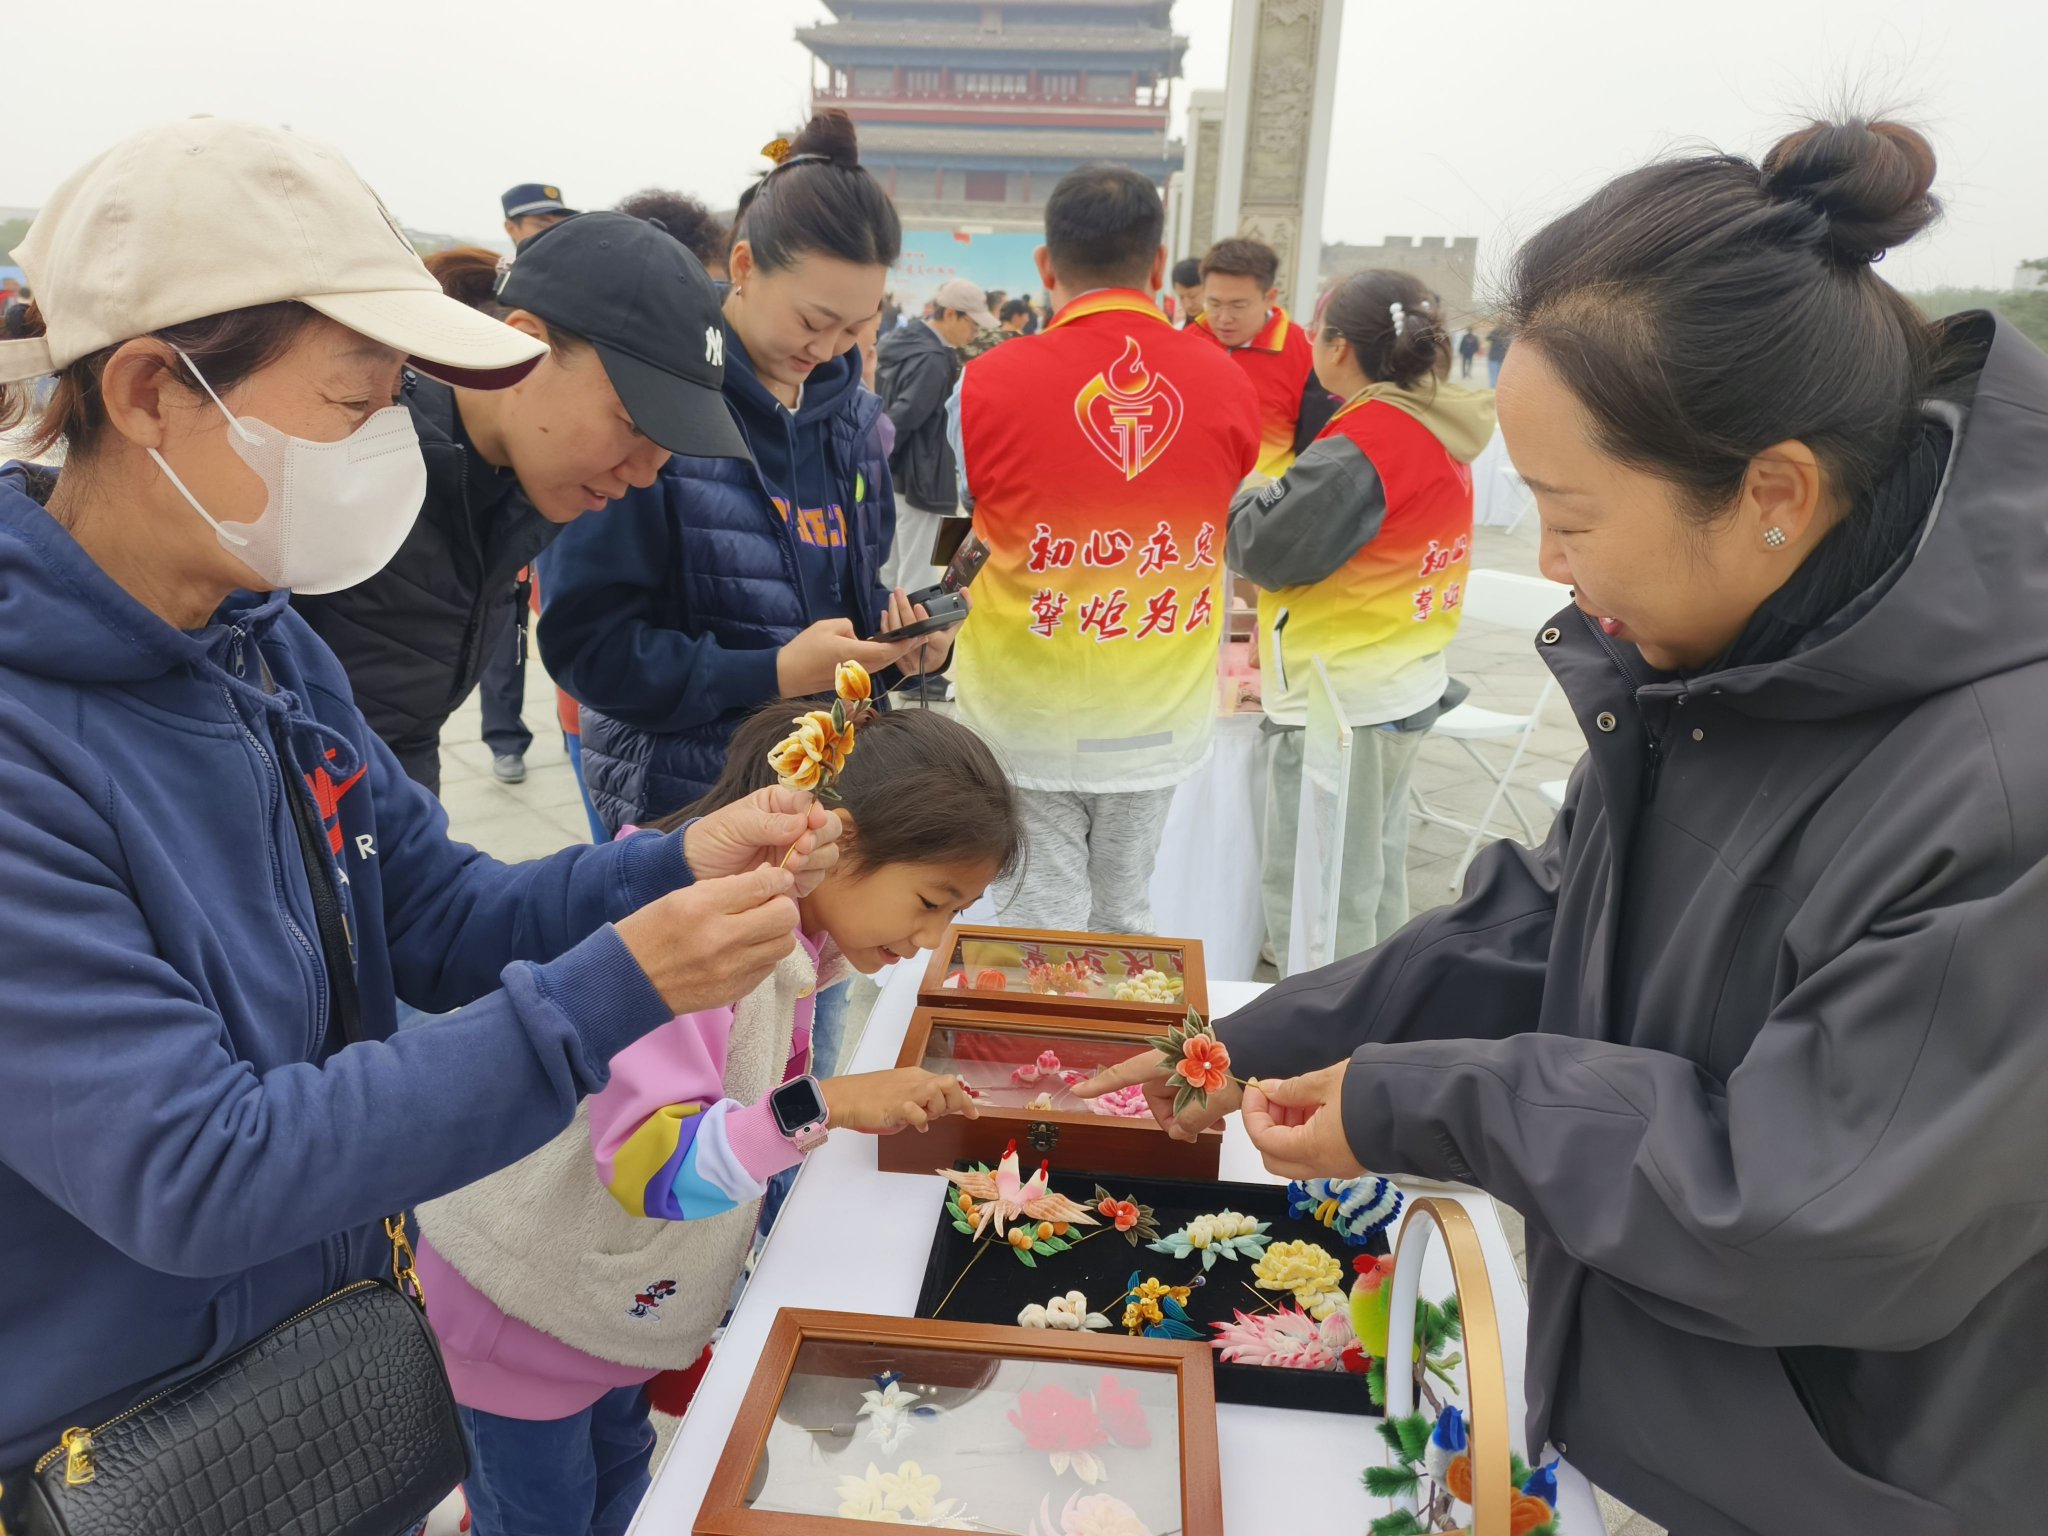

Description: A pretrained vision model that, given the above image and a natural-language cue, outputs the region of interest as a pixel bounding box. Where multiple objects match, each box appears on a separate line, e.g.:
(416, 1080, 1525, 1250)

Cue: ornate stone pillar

(1176, 88, 1229, 262)
(1214, 0, 1344, 313)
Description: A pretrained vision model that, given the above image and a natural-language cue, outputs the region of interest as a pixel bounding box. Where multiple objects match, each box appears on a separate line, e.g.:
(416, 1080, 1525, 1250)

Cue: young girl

(1226, 270, 1495, 966)
(414, 703, 1021, 1536)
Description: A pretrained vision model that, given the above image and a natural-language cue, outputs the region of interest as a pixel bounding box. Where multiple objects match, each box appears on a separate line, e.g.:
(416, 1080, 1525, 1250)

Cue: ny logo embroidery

(705, 326, 724, 368)
(1073, 337, 1183, 480)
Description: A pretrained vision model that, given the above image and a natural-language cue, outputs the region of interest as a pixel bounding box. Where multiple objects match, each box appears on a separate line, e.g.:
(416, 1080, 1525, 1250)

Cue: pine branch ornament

(1366, 1400, 1567, 1536)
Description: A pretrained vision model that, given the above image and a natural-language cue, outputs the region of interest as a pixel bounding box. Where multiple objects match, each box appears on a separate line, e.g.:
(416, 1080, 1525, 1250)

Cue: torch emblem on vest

(1074, 337, 1184, 481)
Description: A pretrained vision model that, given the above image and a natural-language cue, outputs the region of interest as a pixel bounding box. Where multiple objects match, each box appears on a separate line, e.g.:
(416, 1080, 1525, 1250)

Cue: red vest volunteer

(1194, 305, 1334, 479)
(1234, 388, 1491, 725)
(952, 290, 1260, 792)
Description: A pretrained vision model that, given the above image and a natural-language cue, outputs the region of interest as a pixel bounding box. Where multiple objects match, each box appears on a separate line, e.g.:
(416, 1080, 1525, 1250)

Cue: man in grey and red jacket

(875, 277, 991, 594)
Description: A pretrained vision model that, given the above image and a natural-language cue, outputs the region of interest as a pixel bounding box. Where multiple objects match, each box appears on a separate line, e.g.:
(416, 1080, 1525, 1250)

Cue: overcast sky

(5, 0, 2040, 293)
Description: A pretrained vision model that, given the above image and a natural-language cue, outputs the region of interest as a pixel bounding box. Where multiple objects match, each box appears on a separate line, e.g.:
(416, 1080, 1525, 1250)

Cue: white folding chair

(1538, 779, 1570, 811)
(1411, 569, 1574, 889)
(1497, 456, 1538, 537)
(1285, 658, 1352, 978)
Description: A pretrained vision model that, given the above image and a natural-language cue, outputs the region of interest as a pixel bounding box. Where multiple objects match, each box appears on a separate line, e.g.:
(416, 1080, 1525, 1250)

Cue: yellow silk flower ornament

(1252, 1240, 1347, 1321)
(768, 661, 877, 810)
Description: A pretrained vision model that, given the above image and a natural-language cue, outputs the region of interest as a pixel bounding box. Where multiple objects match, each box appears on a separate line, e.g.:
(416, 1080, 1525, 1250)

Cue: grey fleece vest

(418, 945, 835, 1369)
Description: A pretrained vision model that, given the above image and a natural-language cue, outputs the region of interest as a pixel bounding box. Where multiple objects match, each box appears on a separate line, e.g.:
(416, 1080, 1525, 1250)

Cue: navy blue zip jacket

(0, 464, 687, 1473)
(539, 326, 894, 832)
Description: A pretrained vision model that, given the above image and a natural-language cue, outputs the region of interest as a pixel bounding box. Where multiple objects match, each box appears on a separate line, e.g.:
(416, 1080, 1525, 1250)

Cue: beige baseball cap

(932, 278, 999, 330)
(0, 116, 547, 388)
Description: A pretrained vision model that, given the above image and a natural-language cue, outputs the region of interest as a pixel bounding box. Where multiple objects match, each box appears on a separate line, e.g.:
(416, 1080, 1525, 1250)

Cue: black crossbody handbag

(12, 741, 468, 1536)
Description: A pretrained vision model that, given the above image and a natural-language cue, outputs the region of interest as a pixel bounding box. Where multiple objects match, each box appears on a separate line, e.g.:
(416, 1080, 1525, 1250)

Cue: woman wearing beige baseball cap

(0, 117, 837, 1532)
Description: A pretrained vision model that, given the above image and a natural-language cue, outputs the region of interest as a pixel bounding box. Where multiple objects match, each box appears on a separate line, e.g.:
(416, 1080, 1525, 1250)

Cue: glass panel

(746, 1337, 1184, 1532)
(939, 935, 1189, 1004)
(921, 1022, 1153, 1114)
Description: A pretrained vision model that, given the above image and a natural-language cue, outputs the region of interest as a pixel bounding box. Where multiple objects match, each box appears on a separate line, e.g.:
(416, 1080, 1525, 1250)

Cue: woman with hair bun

(542, 111, 956, 839)
(1088, 117, 2048, 1532)
(541, 112, 955, 1087)
(1226, 268, 1494, 966)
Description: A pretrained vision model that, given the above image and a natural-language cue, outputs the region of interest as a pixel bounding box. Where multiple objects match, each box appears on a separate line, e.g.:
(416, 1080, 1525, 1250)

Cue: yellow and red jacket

(1225, 383, 1495, 726)
(1193, 306, 1336, 478)
(952, 290, 1261, 791)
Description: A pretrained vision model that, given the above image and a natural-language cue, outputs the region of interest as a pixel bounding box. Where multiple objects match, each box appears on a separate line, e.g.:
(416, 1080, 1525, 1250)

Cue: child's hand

(822, 1069, 980, 1136)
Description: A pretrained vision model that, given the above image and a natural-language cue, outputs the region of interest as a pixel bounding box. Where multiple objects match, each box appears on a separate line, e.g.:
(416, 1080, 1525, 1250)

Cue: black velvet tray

(913, 1168, 1387, 1416)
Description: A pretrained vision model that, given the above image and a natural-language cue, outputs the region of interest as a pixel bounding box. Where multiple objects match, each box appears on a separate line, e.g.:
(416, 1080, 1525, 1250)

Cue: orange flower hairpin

(1148, 1008, 1248, 1115)
(760, 136, 793, 165)
(767, 661, 876, 865)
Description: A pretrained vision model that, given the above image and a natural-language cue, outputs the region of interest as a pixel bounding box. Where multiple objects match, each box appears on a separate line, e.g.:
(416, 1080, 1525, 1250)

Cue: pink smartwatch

(770, 1074, 831, 1152)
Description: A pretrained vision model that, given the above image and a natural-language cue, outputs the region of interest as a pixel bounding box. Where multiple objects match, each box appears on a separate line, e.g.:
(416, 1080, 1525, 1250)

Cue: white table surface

(1149, 712, 1268, 985)
(629, 968, 1600, 1536)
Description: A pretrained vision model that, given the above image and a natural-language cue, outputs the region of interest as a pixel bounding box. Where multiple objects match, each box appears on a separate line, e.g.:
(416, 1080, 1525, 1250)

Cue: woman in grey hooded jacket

(1084, 117, 2048, 1536)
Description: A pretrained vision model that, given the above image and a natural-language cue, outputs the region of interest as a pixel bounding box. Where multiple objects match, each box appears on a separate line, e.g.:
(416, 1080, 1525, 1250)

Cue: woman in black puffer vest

(540, 112, 960, 834)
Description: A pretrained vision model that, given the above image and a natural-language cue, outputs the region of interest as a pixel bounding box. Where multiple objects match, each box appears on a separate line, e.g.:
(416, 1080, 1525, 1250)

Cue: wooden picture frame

(883, 1004, 1223, 1180)
(696, 1308, 1225, 1536)
(919, 925, 1210, 1029)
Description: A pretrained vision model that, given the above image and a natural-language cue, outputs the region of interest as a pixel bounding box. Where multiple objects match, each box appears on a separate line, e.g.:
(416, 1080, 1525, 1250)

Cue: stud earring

(1763, 527, 1787, 548)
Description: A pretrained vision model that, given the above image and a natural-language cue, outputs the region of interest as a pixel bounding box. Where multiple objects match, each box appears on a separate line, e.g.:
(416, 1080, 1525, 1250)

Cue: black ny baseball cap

(497, 210, 748, 460)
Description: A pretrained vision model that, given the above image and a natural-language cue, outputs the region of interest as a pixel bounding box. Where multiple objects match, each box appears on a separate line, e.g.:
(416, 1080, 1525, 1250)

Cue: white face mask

(149, 347, 428, 595)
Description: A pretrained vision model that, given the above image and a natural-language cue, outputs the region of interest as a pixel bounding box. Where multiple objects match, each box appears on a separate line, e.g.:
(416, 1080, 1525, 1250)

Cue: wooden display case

(883, 1003, 1223, 1180)
(919, 925, 1209, 1029)
(695, 1308, 1224, 1536)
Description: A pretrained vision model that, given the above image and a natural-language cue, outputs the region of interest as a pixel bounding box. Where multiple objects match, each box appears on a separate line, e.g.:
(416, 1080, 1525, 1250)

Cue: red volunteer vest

(1195, 306, 1317, 477)
(953, 290, 1260, 791)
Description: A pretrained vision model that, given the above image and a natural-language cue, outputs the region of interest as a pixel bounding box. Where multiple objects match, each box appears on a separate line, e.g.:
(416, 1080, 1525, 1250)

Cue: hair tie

(762, 137, 835, 175)
(1389, 301, 1406, 337)
(764, 151, 833, 178)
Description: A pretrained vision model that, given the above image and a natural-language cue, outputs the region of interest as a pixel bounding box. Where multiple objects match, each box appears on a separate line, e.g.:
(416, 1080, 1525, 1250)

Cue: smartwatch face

(772, 1076, 828, 1135)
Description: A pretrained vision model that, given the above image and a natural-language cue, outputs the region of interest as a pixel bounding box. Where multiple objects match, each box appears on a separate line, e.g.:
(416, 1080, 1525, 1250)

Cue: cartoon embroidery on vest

(1074, 337, 1184, 480)
(629, 1278, 679, 1318)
